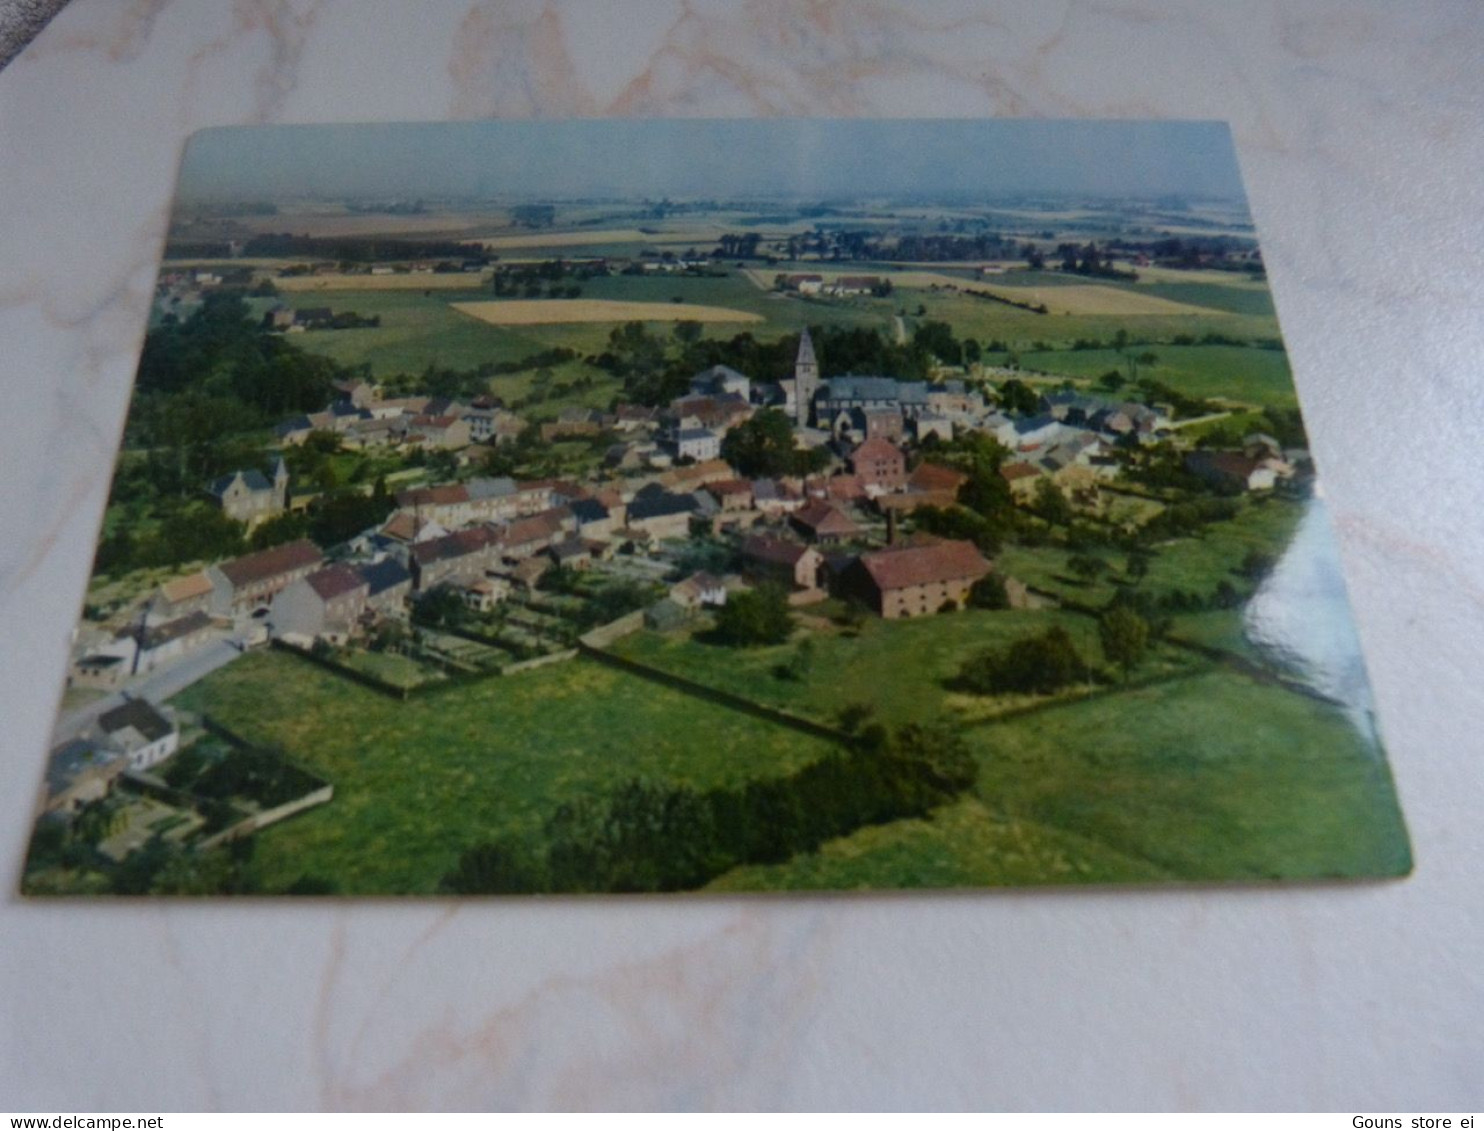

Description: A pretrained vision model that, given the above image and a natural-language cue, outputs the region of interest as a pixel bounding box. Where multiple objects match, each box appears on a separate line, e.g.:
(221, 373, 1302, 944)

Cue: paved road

(54, 637, 244, 743)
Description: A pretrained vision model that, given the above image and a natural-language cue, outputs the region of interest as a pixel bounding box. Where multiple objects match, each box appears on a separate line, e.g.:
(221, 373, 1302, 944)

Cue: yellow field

(981, 282, 1223, 316)
(450, 299, 763, 325)
(276, 272, 491, 291)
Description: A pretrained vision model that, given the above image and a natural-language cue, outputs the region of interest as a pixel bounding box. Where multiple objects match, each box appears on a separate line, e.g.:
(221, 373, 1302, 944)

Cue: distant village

(43, 318, 1301, 842)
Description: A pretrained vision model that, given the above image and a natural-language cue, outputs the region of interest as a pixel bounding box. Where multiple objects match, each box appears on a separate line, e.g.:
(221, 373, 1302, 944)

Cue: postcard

(22, 119, 1410, 896)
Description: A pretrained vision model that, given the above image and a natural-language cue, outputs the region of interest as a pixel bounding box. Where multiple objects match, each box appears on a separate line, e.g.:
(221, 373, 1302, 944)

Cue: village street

(54, 637, 243, 742)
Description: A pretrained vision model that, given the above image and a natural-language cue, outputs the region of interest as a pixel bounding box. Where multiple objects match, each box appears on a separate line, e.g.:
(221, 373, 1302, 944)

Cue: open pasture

(451, 298, 764, 326)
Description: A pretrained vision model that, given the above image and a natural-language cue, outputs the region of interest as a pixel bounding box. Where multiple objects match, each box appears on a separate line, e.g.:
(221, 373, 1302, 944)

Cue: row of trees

(441, 721, 978, 894)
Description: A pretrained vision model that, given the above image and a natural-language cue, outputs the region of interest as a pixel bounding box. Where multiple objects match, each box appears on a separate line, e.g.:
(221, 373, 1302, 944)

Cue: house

(658, 459, 735, 492)
(667, 427, 723, 463)
(206, 459, 289, 527)
(751, 478, 804, 516)
(458, 576, 510, 613)
(549, 537, 592, 571)
(689, 364, 750, 400)
(1184, 451, 1282, 492)
(670, 572, 728, 609)
(740, 535, 823, 591)
(332, 378, 378, 408)
(540, 407, 607, 442)
(840, 538, 991, 619)
(405, 414, 471, 450)
(705, 478, 755, 512)
(910, 413, 954, 444)
(498, 507, 575, 560)
(999, 461, 1043, 501)
(789, 500, 863, 545)
(127, 610, 216, 672)
(783, 273, 824, 294)
(41, 739, 130, 817)
(825, 275, 881, 296)
(357, 558, 413, 614)
(207, 539, 324, 617)
(506, 555, 549, 591)
(409, 526, 502, 590)
(849, 436, 907, 494)
(380, 512, 450, 546)
(569, 497, 617, 539)
(625, 486, 699, 540)
(154, 571, 216, 621)
(96, 698, 179, 772)
(906, 462, 968, 507)
(271, 564, 371, 642)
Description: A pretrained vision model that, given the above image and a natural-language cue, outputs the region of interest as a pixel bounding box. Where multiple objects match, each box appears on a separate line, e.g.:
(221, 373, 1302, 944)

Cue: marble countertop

(2, 0, 1481, 1111)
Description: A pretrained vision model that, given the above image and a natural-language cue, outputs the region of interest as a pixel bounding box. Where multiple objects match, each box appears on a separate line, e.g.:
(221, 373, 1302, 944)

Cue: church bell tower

(794, 327, 819, 427)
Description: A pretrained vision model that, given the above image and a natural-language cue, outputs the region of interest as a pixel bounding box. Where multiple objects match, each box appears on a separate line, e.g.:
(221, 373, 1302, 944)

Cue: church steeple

(794, 327, 819, 427)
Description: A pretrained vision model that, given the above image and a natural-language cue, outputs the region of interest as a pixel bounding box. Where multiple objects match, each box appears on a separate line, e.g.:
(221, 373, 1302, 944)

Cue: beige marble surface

(1, 0, 1481, 1111)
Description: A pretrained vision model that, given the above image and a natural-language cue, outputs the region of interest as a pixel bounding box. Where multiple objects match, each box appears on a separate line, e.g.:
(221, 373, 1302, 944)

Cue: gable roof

(217, 540, 323, 588)
(411, 526, 499, 565)
(159, 571, 214, 604)
(396, 483, 469, 509)
(856, 539, 991, 593)
(853, 436, 904, 464)
(207, 469, 273, 497)
(305, 564, 368, 602)
(909, 462, 968, 493)
(742, 534, 815, 568)
(138, 610, 213, 651)
(792, 501, 862, 537)
(358, 558, 412, 596)
(98, 698, 174, 743)
(627, 491, 698, 521)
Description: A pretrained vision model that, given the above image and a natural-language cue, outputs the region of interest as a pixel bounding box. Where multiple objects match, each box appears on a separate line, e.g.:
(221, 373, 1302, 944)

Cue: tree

(997, 378, 1040, 416)
(1067, 554, 1107, 585)
(720, 409, 803, 478)
(712, 584, 793, 647)
(957, 626, 1087, 696)
(1032, 478, 1073, 525)
(1099, 606, 1150, 680)
(968, 573, 1010, 609)
(1125, 549, 1152, 586)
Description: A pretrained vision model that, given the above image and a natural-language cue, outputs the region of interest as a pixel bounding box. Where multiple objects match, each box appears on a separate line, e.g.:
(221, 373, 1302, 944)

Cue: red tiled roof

(396, 484, 468, 509)
(852, 436, 904, 464)
(857, 539, 990, 593)
(501, 507, 571, 547)
(1000, 461, 1041, 482)
(909, 462, 968, 493)
(217, 540, 322, 588)
(306, 564, 368, 601)
(411, 526, 498, 565)
(792, 501, 861, 536)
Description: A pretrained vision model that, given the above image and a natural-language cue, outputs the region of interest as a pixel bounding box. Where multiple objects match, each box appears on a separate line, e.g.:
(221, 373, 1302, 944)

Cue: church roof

(796, 327, 817, 368)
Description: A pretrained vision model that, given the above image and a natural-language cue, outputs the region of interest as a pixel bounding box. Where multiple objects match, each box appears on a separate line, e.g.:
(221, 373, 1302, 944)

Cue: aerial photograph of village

(21, 118, 1410, 897)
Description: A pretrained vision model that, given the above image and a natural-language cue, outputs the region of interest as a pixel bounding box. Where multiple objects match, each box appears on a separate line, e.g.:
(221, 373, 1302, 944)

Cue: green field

(1017, 344, 1296, 408)
(712, 670, 1410, 891)
(609, 606, 1200, 731)
(172, 650, 838, 893)
(276, 268, 892, 383)
(995, 496, 1305, 609)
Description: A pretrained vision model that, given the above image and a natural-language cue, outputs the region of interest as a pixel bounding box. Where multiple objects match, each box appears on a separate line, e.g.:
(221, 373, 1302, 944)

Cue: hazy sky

(177, 119, 1247, 203)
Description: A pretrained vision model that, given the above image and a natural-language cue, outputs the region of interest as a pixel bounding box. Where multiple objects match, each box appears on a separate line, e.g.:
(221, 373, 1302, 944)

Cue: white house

(96, 698, 179, 772)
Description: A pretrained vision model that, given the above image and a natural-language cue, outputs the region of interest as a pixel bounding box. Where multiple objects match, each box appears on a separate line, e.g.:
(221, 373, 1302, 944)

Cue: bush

(957, 626, 1088, 696)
